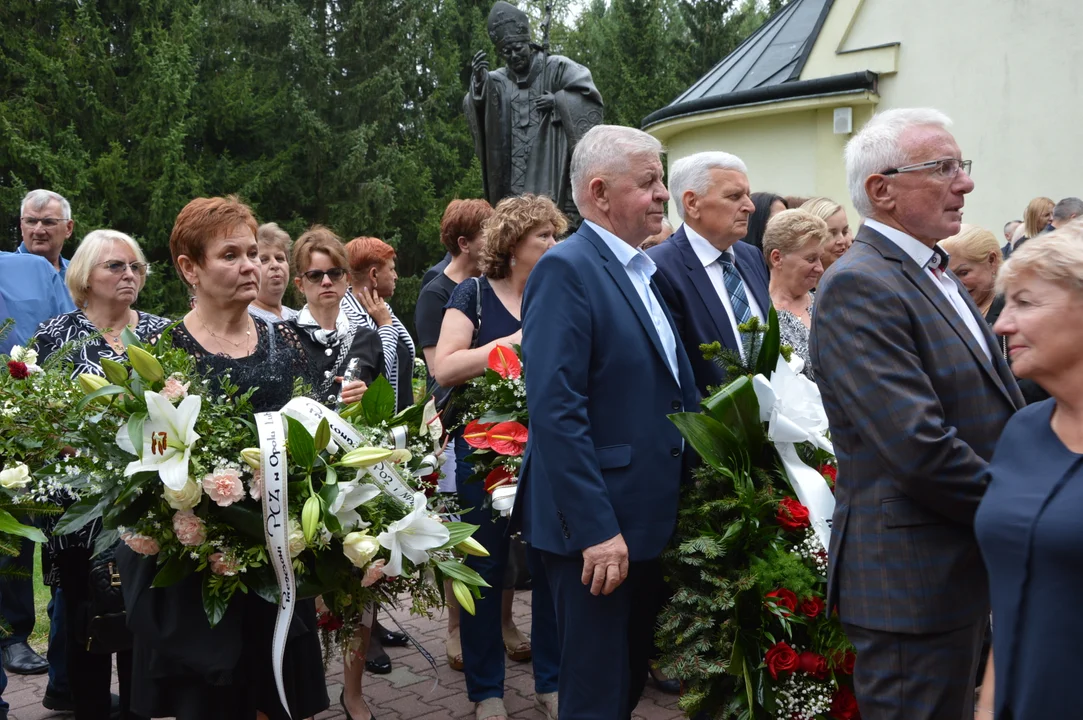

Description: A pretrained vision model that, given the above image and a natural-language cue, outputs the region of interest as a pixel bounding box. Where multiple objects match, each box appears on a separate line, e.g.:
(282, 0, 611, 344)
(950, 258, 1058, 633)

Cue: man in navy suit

(648, 151, 771, 396)
(520, 125, 699, 719)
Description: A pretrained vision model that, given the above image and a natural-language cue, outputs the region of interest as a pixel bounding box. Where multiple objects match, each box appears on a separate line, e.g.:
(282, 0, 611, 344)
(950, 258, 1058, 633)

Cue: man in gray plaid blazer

(810, 108, 1025, 720)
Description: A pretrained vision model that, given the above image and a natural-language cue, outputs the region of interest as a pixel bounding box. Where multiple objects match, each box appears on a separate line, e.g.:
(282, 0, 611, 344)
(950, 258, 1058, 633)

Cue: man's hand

(356, 287, 392, 327)
(534, 92, 555, 113)
(581, 533, 629, 596)
(471, 50, 489, 89)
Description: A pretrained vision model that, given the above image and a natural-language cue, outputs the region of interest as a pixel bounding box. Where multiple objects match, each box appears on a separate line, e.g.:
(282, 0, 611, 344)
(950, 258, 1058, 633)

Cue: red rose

(6, 361, 29, 380)
(829, 684, 860, 720)
(764, 641, 798, 680)
(777, 497, 810, 531)
(819, 463, 837, 484)
(840, 650, 856, 675)
(797, 651, 830, 679)
(316, 612, 343, 632)
(799, 595, 825, 619)
(765, 588, 798, 616)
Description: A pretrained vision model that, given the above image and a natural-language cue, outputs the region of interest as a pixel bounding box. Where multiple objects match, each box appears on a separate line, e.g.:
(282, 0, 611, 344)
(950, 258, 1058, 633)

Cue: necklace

(87, 309, 134, 350)
(196, 307, 253, 352)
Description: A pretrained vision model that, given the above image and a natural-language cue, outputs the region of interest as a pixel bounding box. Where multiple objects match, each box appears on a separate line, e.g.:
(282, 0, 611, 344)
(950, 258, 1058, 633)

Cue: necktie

(719, 255, 752, 324)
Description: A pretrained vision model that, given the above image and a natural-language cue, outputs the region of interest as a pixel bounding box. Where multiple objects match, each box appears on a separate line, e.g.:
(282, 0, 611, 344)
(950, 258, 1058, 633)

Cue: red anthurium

(463, 419, 495, 449)
(487, 345, 522, 379)
(484, 465, 516, 494)
(486, 421, 528, 456)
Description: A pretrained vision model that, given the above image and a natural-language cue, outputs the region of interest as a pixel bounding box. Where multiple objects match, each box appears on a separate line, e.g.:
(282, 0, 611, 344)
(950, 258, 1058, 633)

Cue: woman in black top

(35, 229, 170, 720)
(118, 196, 367, 720)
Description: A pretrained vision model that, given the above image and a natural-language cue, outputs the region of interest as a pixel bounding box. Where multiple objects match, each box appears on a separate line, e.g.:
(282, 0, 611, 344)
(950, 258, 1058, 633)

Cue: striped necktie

(718, 255, 752, 324)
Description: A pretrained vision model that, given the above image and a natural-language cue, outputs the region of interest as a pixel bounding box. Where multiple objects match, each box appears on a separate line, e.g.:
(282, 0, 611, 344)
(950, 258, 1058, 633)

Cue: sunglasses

(302, 268, 348, 283)
(99, 261, 149, 276)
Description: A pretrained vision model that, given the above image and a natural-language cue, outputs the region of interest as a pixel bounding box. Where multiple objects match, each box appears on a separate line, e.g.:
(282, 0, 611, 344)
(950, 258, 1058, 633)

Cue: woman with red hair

(342, 236, 416, 412)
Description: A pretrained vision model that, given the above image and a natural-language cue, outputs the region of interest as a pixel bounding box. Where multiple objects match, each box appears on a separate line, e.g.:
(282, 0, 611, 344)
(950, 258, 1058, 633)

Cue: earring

(510, 257, 517, 267)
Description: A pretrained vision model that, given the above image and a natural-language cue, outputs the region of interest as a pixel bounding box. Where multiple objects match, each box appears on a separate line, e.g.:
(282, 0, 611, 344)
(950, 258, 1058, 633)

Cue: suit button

(670, 447, 680, 457)
(671, 400, 681, 410)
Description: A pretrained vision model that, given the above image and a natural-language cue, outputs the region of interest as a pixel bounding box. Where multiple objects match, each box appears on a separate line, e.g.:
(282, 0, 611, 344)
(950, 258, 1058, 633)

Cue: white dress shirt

(682, 223, 764, 359)
(864, 219, 991, 360)
(585, 220, 680, 383)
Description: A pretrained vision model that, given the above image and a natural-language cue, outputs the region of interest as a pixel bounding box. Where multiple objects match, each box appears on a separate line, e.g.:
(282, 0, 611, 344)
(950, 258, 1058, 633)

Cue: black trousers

(55, 546, 140, 720)
(541, 550, 666, 720)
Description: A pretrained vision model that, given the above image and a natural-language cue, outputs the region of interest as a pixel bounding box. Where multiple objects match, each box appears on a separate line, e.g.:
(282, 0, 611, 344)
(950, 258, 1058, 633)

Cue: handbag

(431, 277, 483, 430)
(85, 542, 133, 654)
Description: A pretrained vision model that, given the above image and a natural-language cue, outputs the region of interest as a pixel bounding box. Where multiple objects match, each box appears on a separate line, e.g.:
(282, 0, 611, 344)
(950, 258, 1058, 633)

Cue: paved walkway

(6, 590, 683, 719)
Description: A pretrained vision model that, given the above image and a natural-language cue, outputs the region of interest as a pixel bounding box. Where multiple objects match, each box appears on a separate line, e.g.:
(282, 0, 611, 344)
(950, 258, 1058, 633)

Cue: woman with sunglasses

(34, 229, 170, 720)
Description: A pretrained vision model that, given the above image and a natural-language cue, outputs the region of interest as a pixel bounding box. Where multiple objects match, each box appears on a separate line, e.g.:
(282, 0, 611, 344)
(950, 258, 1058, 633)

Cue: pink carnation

(249, 468, 263, 501)
(172, 510, 206, 547)
(362, 559, 387, 588)
(209, 552, 239, 576)
(122, 532, 160, 556)
(202, 467, 245, 507)
(160, 376, 190, 402)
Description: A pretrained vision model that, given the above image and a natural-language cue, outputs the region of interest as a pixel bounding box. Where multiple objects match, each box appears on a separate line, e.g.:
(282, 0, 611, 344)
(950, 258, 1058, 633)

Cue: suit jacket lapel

(674, 230, 741, 351)
(861, 228, 1017, 406)
(582, 225, 678, 382)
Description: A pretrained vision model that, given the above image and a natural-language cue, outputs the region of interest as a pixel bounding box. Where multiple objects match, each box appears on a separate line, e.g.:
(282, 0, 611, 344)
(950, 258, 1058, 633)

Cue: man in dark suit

(648, 151, 771, 396)
(519, 124, 699, 719)
(810, 108, 1025, 720)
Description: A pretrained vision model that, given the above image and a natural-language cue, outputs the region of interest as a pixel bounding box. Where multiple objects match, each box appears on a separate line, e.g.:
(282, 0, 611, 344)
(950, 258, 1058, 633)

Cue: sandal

(534, 691, 558, 720)
(475, 697, 507, 720)
(502, 624, 532, 662)
(446, 626, 464, 672)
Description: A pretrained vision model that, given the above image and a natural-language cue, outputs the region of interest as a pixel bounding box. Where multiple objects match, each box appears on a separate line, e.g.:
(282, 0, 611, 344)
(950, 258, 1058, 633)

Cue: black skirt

(119, 546, 329, 720)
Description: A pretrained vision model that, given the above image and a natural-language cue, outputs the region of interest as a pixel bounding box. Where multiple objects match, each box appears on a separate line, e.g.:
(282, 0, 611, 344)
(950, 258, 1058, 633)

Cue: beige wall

(653, 0, 1083, 236)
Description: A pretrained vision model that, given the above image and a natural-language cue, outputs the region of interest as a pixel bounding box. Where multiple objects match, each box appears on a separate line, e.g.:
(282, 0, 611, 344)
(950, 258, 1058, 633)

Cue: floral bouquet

(52, 330, 489, 642)
(459, 345, 527, 515)
(657, 309, 857, 720)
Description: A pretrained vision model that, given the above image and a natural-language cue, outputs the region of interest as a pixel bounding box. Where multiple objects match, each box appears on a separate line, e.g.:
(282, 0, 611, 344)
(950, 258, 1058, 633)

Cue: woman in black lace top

(118, 197, 367, 720)
(34, 229, 169, 720)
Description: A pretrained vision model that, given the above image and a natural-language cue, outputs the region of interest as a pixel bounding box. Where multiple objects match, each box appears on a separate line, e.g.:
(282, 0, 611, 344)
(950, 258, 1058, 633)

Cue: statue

(465, 1, 604, 221)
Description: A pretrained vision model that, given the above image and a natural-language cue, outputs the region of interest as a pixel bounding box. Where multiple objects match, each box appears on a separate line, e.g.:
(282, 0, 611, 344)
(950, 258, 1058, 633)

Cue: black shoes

(340, 690, 376, 720)
(42, 686, 121, 717)
(2, 642, 48, 675)
(372, 621, 409, 648)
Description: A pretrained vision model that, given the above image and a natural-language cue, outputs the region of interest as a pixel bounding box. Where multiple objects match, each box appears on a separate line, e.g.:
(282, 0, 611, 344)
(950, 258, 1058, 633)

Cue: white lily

(9, 346, 37, 365)
(329, 480, 381, 531)
(116, 391, 202, 491)
(377, 491, 449, 577)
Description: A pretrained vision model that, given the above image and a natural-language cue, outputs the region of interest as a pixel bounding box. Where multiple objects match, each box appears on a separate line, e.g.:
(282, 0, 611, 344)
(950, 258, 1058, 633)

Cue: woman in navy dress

(974, 225, 1083, 719)
(432, 195, 565, 720)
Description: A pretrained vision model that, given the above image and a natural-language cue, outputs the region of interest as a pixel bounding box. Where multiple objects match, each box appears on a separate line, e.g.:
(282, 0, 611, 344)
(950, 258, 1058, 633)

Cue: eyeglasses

(302, 268, 348, 283)
(99, 261, 149, 276)
(21, 217, 67, 228)
(882, 158, 972, 178)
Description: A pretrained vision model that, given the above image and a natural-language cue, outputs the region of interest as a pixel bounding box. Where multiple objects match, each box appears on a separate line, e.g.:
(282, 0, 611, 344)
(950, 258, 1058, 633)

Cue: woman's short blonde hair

(762, 209, 829, 265)
(997, 219, 1083, 295)
(940, 224, 1002, 265)
(479, 194, 568, 280)
(257, 222, 292, 254)
(1023, 196, 1054, 239)
(798, 197, 844, 223)
(293, 225, 347, 275)
(67, 229, 149, 308)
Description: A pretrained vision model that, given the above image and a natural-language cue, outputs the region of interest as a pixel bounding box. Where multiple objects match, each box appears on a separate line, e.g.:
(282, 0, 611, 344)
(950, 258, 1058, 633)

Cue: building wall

(655, 0, 1083, 235)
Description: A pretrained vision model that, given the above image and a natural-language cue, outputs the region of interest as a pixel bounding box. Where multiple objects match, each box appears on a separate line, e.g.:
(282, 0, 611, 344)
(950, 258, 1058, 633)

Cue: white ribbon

(752, 355, 836, 551)
(255, 411, 295, 718)
(491, 485, 517, 516)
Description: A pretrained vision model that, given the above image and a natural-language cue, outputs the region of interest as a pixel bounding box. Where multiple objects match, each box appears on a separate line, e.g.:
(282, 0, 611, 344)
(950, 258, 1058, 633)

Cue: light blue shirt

(585, 220, 680, 383)
(16, 242, 69, 279)
(0, 251, 76, 355)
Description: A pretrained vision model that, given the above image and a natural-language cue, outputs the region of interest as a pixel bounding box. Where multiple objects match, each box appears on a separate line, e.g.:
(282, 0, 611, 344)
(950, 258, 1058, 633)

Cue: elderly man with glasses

(809, 109, 1024, 720)
(0, 189, 77, 715)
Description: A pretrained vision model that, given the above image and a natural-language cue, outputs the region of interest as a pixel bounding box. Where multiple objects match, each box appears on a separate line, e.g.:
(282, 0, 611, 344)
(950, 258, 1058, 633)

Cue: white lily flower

(9, 346, 37, 365)
(329, 480, 381, 531)
(116, 392, 202, 491)
(377, 491, 449, 577)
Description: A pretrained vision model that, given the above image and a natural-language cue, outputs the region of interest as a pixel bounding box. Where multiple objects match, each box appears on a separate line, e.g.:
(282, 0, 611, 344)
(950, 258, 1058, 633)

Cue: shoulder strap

(472, 276, 483, 349)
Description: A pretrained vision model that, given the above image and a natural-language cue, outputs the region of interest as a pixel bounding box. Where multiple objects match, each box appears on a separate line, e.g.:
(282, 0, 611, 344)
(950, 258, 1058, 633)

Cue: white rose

(342, 531, 381, 569)
(288, 520, 306, 559)
(9, 346, 37, 365)
(163, 479, 203, 511)
(0, 464, 31, 490)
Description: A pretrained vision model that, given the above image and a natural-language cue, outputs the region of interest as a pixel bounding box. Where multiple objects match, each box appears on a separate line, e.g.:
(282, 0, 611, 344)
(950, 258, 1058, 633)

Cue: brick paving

(6, 590, 683, 719)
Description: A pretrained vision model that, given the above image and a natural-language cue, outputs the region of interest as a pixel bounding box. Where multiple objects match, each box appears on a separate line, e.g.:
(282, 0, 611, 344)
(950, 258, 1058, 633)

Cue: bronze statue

(465, 1, 603, 220)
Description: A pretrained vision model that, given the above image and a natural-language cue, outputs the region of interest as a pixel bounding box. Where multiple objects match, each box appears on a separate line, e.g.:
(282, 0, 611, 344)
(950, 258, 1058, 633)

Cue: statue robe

(464, 52, 603, 216)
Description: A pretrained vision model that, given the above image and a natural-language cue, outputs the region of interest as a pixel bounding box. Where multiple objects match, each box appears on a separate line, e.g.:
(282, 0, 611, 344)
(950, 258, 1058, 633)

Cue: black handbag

(85, 543, 132, 654)
(432, 277, 483, 430)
